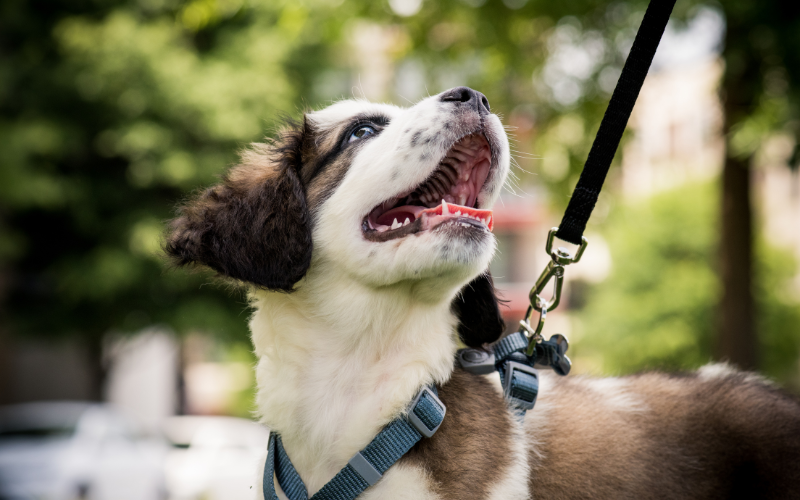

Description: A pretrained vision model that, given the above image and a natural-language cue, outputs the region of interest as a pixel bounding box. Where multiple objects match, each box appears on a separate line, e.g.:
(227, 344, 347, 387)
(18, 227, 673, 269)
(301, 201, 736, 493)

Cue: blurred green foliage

(574, 182, 800, 385)
(0, 0, 332, 345)
(2, 0, 687, 346)
(1, 0, 799, 386)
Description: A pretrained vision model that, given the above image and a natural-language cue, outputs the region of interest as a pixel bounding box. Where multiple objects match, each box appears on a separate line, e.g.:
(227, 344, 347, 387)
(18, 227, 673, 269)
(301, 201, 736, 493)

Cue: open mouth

(362, 132, 494, 242)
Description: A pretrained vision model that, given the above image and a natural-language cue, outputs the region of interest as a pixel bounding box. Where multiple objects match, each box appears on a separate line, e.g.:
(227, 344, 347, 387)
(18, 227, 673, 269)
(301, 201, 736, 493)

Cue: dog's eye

(348, 125, 376, 143)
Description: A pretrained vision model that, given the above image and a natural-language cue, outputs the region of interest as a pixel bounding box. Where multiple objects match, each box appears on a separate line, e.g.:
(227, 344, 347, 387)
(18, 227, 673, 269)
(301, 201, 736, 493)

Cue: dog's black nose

(440, 86, 491, 116)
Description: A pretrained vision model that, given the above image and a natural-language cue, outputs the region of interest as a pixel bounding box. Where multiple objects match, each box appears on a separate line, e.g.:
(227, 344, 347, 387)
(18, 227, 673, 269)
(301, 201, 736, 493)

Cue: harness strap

(493, 331, 528, 361)
(457, 332, 572, 416)
(493, 332, 539, 415)
(264, 386, 445, 500)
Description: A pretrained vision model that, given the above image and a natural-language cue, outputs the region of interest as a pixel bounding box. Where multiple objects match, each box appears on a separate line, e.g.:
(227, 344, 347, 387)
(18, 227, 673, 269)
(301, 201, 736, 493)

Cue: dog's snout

(440, 87, 490, 115)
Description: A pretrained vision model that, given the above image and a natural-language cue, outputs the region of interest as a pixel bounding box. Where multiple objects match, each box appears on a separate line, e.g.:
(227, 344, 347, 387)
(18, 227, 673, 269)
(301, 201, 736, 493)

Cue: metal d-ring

(545, 228, 589, 265)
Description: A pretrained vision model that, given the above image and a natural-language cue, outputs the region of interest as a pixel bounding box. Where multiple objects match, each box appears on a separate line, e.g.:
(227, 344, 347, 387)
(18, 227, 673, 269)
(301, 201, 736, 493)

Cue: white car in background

(161, 416, 269, 500)
(0, 402, 167, 500)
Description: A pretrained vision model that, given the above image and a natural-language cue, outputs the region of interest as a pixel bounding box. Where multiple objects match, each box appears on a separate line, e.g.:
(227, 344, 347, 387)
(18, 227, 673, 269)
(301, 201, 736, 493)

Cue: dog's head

(166, 87, 509, 346)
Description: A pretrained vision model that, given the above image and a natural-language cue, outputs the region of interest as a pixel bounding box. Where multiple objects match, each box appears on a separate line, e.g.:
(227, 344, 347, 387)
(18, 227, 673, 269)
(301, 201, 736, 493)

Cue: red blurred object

(491, 201, 542, 231)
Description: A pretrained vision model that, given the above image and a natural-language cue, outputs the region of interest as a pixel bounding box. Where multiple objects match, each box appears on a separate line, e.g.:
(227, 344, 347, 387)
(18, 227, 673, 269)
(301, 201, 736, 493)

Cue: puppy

(166, 87, 800, 499)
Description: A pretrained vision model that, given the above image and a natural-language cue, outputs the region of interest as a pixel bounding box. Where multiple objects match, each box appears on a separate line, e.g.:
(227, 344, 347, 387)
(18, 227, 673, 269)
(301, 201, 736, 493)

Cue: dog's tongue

(376, 205, 427, 227)
(376, 200, 493, 231)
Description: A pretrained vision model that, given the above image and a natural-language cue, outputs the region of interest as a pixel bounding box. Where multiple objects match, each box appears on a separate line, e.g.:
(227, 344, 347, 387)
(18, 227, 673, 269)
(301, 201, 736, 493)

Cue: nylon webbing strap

(264, 386, 445, 500)
(556, 0, 677, 245)
(491, 333, 539, 415)
(507, 369, 538, 404)
(271, 434, 308, 500)
(493, 331, 528, 362)
(312, 419, 423, 500)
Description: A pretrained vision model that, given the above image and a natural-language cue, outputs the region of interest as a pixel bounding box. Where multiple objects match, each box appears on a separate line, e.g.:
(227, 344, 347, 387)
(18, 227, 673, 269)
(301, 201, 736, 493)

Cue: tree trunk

(715, 6, 762, 371)
(716, 155, 757, 370)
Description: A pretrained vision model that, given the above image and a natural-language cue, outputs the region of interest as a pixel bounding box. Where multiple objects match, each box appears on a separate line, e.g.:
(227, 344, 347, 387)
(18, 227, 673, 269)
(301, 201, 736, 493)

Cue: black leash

(556, 0, 678, 245)
(460, 0, 678, 418)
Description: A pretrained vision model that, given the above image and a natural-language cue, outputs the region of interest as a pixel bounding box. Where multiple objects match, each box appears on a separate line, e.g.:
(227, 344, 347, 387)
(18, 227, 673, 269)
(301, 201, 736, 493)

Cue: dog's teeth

(429, 177, 446, 195)
(403, 218, 410, 226)
(455, 210, 461, 216)
(459, 194, 467, 205)
(442, 200, 449, 216)
(391, 218, 401, 230)
(440, 164, 458, 184)
(486, 216, 491, 226)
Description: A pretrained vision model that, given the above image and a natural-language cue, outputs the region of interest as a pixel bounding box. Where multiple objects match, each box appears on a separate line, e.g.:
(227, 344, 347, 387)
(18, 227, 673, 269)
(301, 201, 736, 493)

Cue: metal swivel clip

(518, 228, 588, 370)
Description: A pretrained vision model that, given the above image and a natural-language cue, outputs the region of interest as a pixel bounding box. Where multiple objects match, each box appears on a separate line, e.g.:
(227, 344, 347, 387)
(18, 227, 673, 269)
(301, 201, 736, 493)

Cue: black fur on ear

(165, 121, 312, 291)
(452, 271, 507, 348)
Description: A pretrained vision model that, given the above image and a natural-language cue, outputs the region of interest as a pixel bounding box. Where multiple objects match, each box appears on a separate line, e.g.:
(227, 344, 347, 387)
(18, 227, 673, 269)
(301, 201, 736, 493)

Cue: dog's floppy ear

(452, 271, 506, 348)
(165, 123, 312, 291)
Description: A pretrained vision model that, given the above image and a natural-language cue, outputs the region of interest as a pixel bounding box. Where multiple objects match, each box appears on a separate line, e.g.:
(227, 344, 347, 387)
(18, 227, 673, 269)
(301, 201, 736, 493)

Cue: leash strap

(555, 0, 677, 245)
(264, 386, 445, 500)
(459, 0, 677, 420)
(482, 0, 677, 414)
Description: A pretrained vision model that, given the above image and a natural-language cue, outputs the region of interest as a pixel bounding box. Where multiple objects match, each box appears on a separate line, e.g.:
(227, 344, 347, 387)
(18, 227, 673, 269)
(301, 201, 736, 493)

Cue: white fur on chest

(254, 459, 442, 500)
(250, 270, 461, 496)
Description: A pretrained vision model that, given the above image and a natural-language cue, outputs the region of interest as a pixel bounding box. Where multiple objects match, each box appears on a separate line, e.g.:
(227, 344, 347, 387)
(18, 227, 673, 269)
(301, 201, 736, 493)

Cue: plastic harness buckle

(407, 386, 446, 438)
(457, 348, 496, 375)
(503, 361, 539, 411)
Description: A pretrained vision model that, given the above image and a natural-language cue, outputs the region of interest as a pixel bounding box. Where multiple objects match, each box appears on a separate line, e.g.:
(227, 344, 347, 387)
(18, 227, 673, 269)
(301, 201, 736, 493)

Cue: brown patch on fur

(299, 115, 394, 217)
(529, 370, 800, 499)
(165, 123, 313, 291)
(402, 369, 523, 499)
(303, 146, 355, 218)
(164, 113, 387, 289)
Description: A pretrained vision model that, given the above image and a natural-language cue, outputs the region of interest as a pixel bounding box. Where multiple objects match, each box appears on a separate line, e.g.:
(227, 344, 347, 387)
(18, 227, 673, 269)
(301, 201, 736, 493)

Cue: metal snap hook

(518, 227, 588, 361)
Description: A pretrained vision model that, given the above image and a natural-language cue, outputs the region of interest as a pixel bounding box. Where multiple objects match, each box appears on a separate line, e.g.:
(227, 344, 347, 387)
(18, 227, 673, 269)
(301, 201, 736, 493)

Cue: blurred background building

(1, 0, 799, 498)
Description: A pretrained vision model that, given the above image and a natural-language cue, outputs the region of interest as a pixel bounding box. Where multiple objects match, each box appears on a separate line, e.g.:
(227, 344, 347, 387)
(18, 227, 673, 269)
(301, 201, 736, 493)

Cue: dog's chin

(333, 225, 494, 297)
(409, 229, 495, 302)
